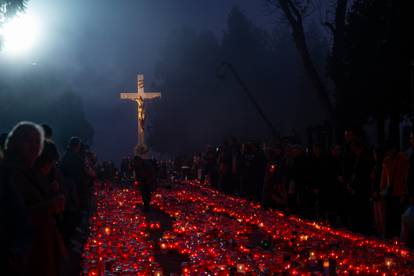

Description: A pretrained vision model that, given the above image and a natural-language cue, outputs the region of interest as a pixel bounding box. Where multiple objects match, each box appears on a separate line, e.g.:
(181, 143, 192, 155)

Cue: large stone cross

(120, 74, 161, 154)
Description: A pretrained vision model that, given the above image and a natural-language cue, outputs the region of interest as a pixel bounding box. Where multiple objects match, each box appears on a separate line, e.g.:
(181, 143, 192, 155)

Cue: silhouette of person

(133, 155, 156, 212)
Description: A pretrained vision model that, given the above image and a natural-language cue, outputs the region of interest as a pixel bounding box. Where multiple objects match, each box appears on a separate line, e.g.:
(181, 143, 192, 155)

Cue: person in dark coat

(217, 141, 233, 194)
(380, 141, 408, 238)
(372, 146, 385, 237)
(239, 143, 256, 200)
(348, 139, 374, 235)
(291, 145, 310, 217)
(326, 145, 347, 226)
(339, 128, 359, 203)
(30, 140, 67, 276)
(59, 137, 85, 243)
(60, 137, 85, 196)
(253, 143, 267, 202)
(261, 146, 283, 209)
(134, 155, 157, 212)
(204, 146, 219, 188)
(307, 143, 329, 220)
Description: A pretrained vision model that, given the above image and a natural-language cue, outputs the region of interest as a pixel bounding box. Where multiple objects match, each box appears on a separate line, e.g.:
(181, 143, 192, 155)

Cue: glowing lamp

(385, 258, 393, 268)
(0, 13, 41, 56)
(309, 251, 316, 261)
(237, 263, 246, 274)
(323, 259, 330, 269)
(88, 269, 98, 276)
(104, 227, 111, 235)
(182, 267, 190, 275)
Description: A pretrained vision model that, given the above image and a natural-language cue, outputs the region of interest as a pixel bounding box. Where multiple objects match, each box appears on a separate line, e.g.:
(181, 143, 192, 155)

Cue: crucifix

(120, 74, 161, 155)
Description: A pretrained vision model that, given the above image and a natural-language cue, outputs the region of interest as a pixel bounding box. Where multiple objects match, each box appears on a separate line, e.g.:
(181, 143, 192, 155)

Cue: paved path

(142, 208, 188, 275)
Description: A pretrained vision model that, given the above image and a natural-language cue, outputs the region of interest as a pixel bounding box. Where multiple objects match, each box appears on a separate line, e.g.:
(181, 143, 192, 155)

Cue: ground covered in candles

(82, 181, 414, 275)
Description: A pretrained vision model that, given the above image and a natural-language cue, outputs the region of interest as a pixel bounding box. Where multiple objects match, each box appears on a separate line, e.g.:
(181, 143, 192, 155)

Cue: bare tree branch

(286, 0, 302, 23)
(265, 0, 335, 118)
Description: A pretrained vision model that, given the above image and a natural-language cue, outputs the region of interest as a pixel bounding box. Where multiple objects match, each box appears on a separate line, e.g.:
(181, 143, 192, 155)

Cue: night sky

(0, 0, 325, 163)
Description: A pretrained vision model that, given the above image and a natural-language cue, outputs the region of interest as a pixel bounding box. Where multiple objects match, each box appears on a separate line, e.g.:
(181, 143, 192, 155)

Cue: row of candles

(82, 180, 414, 275)
(81, 185, 163, 275)
(152, 181, 413, 275)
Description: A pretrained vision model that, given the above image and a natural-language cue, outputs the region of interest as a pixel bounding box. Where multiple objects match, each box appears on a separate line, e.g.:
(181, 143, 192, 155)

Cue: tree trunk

(277, 0, 334, 120)
(331, 0, 348, 144)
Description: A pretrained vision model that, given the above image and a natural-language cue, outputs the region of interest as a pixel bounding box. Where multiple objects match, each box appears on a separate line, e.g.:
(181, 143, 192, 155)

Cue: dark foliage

(0, 0, 27, 18)
(0, 70, 94, 151)
(150, 6, 326, 154)
(341, 0, 408, 123)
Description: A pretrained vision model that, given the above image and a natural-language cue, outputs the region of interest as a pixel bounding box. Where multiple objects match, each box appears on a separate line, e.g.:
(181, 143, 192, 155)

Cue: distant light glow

(1, 13, 40, 56)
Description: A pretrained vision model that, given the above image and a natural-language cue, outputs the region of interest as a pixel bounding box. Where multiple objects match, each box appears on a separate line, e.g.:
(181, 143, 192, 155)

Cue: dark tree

(265, 0, 409, 145)
(220, 6, 279, 136)
(151, 28, 222, 154)
(151, 5, 328, 154)
(0, 0, 26, 17)
(264, 0, 336, 120)
(152, 7, 283, 154)
(0, 69, 94, 150)
(342, 0, 408, 144)
(53, 91, 95, 147)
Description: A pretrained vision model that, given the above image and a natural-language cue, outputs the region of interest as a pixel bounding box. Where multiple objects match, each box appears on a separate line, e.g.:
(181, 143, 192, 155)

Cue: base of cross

(135, 144, 149, 157)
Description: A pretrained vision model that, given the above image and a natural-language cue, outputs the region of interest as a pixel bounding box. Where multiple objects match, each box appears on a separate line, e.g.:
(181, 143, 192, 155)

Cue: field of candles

(82, 181, 414, 275)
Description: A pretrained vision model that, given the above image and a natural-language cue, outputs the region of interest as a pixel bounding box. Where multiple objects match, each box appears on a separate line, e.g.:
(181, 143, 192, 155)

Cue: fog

(0, 0, 327, 163)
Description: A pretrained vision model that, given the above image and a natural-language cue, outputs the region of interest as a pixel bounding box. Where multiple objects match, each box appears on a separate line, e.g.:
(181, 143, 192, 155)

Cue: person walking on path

(134, 155, 157, 212)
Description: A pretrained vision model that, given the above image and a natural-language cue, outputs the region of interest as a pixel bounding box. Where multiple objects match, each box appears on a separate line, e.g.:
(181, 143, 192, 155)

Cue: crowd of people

(181, 129, 414, 247)
(2, 120, 414, 276)
(0, 121, 97, 276)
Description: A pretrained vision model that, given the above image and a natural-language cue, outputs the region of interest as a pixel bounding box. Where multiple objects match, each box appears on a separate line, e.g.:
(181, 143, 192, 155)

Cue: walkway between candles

(143, 208, 188, 275)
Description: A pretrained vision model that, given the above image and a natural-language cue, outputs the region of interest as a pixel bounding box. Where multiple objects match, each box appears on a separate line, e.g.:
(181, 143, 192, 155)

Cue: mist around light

(1, 12, 41, 56)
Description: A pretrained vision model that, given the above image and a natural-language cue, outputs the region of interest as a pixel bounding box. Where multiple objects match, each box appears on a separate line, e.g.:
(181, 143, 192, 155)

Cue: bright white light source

(1, 13, 40, 56)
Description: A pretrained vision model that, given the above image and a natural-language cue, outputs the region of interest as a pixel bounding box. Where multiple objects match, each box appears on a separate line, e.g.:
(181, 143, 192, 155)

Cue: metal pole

(218, 62, 277, 138)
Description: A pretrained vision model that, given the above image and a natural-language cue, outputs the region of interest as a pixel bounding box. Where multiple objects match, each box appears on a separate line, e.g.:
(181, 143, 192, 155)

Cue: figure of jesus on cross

(120, 74, 161, 155)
